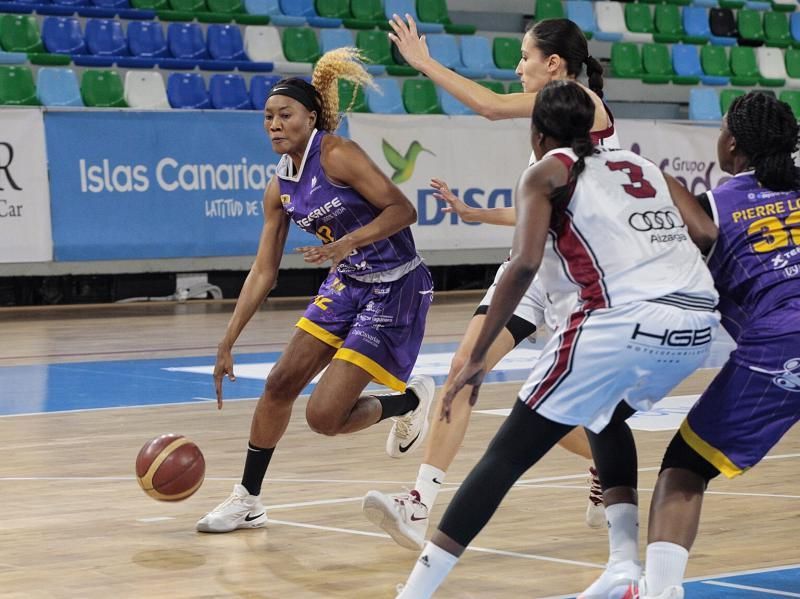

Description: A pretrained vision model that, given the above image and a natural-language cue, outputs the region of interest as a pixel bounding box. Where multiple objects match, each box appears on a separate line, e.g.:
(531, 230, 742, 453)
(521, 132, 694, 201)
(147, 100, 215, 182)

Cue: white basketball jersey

(536, 146, 718, 315)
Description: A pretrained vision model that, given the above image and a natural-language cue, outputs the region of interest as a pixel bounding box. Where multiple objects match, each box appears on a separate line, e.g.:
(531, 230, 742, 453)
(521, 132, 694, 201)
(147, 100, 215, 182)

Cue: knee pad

(660, 432, 720, 484)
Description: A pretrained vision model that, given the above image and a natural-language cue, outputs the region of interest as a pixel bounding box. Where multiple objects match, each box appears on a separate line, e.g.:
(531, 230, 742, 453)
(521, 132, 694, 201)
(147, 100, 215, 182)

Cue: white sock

(396, 542, 459, 599)
(606, 503, 640, 564)
(645, 541, 689, 595)
(414, 464, 445, 509)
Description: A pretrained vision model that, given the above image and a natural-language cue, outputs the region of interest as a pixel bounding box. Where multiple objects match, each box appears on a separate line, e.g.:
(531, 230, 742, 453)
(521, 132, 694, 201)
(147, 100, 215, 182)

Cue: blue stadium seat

(42, 16, 86, 54)
(53, 0, 90, 7)
(384, 0, 444, 33)
(37, 66, 83, 106)
(210, 73, 252, 109)
(92, 0, 129, 7)
(366, 76, 405, 113)
(319, 27, 352, 53)
(244, 0, 306, 26)
(791, 13, 800, 45)
(250, 73, 280, 110)
(426, 33, 484, 78)
(207, 24, 245, 60)
(167, 22, 207, 59)
(683, 7, 712, 42)
(566, 0, 597, 38)
(0, 51, 27, 63)
(278, 0, 339, 26)
(167, 72, 210, 108)
(460, 35, 517, 80)
(127, 21, 167, 58)
(673, 43, 702, 77)
(439, 88, 474, 115)
(689, 87, 722, 120)
(85, 18, 128, 56)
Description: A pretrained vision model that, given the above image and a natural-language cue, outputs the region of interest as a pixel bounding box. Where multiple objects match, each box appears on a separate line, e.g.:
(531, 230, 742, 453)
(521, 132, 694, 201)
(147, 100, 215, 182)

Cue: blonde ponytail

(312, 47, 374, 132)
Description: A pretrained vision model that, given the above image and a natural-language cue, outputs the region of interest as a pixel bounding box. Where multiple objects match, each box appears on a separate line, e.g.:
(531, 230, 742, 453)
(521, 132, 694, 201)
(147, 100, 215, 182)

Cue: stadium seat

(93, 0, 130, 8)
(478, 80, 504, 94)
(338, 78, 369, 112)
(242, 0, 303, 25)
(461, 35, 516, 79)
(127, 21, 167, 57)
(280, 0, 314, 16)
(610, 42, 642, 78)
(536, 0, 565, 21)
(785, 47, 800, 87)
(282, 27, 320, 62)
(207, 24, 246, 60)
(167, 71, 210, 107)
(682, 7, 712, 43)
(81, 69, 126, 107)
(763, 11, 791, 48)
(653, 4, 683, 43)
(737, 9, 765, 46)
(671, 43, 703, 83)
(789, 13, 800, 46)
(245, 25, 311, 73)
(426, 33, 484, 78)
(0, 65, 38, 105)
(641, 42, 674, 84)
(0, 51, 27, 64)
(709, 8, 738, 44)
(402, 78, 441, 113)
(732, 44, 782, 85)
(356, 29, 392, 65)
(316, 0, 350, 18)
(36, 66, 82, 105)
(209, 73, 251, 108)
(720, 87, 745, 113)
(366, 76, 404, 113)
(493, 36, 521, 70)
(755, 45, 787, 83)
(319, 27, 352, 53)
(384, 0, 444, 33)
(207, 0, 244, 12)
(417, 0, 476, 35)
(85, 19, 128, 56)
(249, 73, 279, 109)
(507, 81, 523, 93)
(130, 0, 168, 9)
(0, 15, 44, 53)
(772, 0, 796, 12)
(689, 87, 721, 120)
(779, 89, 800, 118)
(594, 2, 627, 42)
(439, 88, 474, 115)
(168, 22, 207, 59)
(42, 16, 86, 54)
(350, 0, 384, 25)
(701, 44, 732, 84)
(170, 0, 207, 11)
(124, 70, 169, 108)
(625, 3, 655, 36)
(566, 1, 597, 40)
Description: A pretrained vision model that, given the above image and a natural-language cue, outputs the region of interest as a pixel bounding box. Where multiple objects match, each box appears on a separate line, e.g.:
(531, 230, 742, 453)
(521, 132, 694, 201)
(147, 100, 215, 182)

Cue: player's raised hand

(387, 13, 430, 72)
(213, 343, 236, 409)
(432, 178, 475, 222)
(440, 357, 486, 422)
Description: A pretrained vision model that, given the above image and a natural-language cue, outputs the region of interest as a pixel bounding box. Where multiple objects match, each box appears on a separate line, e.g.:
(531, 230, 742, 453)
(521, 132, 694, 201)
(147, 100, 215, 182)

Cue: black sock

(241, 443, 274, 496)
(376, 389, 420, 421)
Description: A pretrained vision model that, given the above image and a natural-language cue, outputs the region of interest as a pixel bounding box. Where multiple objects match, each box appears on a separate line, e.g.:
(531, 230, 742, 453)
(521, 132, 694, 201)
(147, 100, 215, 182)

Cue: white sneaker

(362, 489, 428, 550)
(386, 375, 435, 459)
(579, 559, 642, 599)
(586, 466, 606, 529)
(620, 578, 684, 599)
(196, 484, 268, 533)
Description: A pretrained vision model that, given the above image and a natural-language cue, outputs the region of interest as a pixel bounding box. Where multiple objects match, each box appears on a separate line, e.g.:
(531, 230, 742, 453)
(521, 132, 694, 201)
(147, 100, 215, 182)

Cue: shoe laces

(391, 413, 413, 440)
(392, 488, 428, 515)
(588, 466, 603, 506)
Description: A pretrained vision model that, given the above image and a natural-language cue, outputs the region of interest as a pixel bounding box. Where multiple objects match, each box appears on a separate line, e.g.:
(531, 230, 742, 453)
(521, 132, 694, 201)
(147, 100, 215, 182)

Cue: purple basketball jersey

(276, 130, 418, 278)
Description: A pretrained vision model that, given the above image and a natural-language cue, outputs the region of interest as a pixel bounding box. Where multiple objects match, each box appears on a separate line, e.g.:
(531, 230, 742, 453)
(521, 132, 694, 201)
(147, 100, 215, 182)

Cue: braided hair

(727, 92, 800, 191)
(531, 80, 596, 227)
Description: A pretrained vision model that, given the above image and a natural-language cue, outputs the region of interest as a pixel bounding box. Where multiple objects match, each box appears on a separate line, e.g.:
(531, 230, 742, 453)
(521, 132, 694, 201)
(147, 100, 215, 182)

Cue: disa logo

(382, 139, 434, 184)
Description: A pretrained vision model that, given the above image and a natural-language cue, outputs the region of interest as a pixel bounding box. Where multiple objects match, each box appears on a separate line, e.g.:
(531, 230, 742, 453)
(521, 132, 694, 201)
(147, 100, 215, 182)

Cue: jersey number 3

(606, 160, 657, 199)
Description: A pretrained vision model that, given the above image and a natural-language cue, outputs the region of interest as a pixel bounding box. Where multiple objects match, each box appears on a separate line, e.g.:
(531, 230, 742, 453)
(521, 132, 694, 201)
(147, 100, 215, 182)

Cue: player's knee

(660, 431, 720, 484)
(305, 403, 343, 436)
(264, 366, 303, 402)
(448, 351, 469, 379)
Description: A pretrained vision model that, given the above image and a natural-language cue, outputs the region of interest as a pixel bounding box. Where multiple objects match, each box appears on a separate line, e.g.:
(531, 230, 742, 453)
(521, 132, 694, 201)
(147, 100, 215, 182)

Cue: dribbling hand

(387, 13, 430, 72)
(440, 357, 486, 423)
(296, 238, 354, 268)
(213, 344, 236, 410)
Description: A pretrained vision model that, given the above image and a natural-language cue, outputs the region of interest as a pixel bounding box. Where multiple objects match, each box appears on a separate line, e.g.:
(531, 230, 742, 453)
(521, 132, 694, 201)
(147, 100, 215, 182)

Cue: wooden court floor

(1, 294, 798, 598)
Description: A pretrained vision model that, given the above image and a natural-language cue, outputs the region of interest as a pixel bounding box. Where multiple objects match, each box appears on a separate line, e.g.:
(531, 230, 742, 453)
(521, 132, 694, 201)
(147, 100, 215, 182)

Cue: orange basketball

(135, 433, 205, 501)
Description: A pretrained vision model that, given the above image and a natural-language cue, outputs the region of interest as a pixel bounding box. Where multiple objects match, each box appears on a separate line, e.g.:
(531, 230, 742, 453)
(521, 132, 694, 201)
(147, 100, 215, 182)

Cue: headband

(268, 83, 318, 113)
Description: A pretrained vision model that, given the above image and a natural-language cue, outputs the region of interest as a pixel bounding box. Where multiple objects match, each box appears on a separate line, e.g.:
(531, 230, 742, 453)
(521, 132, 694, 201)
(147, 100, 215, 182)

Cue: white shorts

(479, 262, 545, 336)
(517, 301, 720, 433)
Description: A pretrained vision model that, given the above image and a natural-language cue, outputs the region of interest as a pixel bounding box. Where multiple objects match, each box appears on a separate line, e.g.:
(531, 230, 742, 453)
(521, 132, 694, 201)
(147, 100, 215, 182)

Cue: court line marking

(700, 581, 800, 597)
(267, 518, 604, 570)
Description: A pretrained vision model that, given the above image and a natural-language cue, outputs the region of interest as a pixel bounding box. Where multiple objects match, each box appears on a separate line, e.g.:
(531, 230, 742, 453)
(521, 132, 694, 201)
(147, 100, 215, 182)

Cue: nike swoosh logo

(244, 512, 265, 522)
(398, 432, 421, 453)
(410, 514, 428, 522)
(432, 477, 443, 485)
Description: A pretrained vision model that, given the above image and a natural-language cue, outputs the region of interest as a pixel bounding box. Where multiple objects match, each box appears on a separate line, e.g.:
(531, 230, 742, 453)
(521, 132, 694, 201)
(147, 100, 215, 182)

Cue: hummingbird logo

(382, 139, 434, 184)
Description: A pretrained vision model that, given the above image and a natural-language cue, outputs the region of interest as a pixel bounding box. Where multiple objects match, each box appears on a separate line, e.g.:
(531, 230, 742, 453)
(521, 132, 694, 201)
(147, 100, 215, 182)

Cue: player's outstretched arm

(664, 174, 718, 253)
(433, 178, 516, 226)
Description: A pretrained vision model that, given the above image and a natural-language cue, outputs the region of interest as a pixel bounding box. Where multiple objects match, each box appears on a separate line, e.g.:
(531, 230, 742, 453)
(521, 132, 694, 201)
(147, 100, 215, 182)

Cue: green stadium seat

(786, 47, 800, 79)
(131, 0, 170, 9)
(732, 45, 782, 85)
(0, 15, 44, 54)
(779, 89, 800, 119)
(737, 9, 765, 45)
(653, 4, 683, 43)
(720, 88, 745, 113)
(641, 42, 673, 84)
(493, 37, 521, 70)
(0, 66, 38, 105)
(316, 0, 351, 18)
(338, 79, 369, 112)
(81, 70, 126, 108)
(719, 0, 745, 9)
(170, 0, 207, 11)
(350, 0, 383, 28)
(478, 80, 504, 94)
(417, 0, 475, 34)
(611, 42, 642, 78)
(402, 78, 441, 113)
(764, 12, 791, 48)
(157, 10, 197, 21)
(28, 53, 71, 66)
(625, 3, 655, 35)
(702, 45, 732, 78)
(357, 29, 392, 65)
(283, 27, 321, 63)
(535, 0, 565, 20)
(507, 81, 524, 93)
(207, 0, 244, 14)
(771, 0, 796, 13)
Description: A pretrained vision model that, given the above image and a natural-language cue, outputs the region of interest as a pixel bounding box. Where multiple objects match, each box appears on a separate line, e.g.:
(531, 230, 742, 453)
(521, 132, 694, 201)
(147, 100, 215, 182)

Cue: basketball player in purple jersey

(610, 92, 800, 598)
(196, 49, 436, 533)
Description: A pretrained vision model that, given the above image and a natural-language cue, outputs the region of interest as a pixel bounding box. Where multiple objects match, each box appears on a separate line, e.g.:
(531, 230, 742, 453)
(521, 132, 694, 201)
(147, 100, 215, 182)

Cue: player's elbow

(402, 200, 417, 226)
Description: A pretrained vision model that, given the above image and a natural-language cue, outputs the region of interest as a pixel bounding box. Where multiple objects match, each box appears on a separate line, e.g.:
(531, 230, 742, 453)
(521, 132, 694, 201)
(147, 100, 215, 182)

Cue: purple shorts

(682, 304, 800, 478)
(296, 264, 433, 392)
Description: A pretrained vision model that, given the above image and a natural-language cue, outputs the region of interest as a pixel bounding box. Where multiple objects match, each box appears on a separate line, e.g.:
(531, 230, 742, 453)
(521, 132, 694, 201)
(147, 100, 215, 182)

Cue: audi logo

(628, 210, 686, 231)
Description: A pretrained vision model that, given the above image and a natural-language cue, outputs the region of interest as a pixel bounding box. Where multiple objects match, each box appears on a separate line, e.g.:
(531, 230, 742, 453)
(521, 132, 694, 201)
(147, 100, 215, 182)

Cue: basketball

(135, 433, 205, 501)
